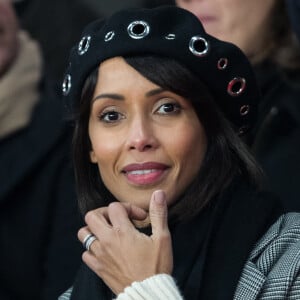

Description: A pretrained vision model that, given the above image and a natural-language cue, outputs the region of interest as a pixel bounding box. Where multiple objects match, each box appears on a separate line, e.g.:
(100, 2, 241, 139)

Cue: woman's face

(88, 57, 207, 211)
(176, 0, 276, 58)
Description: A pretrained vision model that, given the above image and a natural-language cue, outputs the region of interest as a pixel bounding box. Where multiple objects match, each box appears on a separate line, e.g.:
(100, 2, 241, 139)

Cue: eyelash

(99, 110, 124, 123)
(156, 102, 182, 115)
(98, 102, 182, 124)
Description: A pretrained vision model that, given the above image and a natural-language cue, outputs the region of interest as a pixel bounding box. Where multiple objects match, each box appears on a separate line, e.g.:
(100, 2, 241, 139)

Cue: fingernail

(154, 190, 165, 205)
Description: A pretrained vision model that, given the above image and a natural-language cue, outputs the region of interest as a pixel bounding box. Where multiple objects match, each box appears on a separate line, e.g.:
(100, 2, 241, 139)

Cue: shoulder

(235, 213, 300, 299)
(250, 213, 300, 257)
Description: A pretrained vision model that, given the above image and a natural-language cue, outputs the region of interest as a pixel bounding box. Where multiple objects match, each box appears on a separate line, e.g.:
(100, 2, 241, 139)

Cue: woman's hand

(78, 190, 173, 295)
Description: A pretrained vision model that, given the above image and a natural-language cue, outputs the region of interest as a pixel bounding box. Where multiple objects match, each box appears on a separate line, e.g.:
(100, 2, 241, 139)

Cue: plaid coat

(234, 213, 300, 299)
(60, 213, 300, 300)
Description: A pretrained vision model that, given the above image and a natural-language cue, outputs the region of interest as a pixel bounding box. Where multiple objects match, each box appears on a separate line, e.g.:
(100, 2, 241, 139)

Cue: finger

(149, 190, 169, 236)
(78, 226, 92, 243)
(82, 250, 101, 270)
(122, 202, 148, 220)
(85, 208, 111, 226)
(85, 204, 147, 224)
(108, 202, 136, 230)
(78, 227, 99, 253)
(84, 209, 112, 238)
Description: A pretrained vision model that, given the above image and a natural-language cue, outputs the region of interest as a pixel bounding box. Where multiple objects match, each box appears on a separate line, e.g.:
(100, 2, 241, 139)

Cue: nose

(125, 116, 158, 152)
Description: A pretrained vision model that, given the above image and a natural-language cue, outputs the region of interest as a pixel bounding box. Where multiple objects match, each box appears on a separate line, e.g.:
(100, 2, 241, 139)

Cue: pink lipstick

(122, 162, 169, 186)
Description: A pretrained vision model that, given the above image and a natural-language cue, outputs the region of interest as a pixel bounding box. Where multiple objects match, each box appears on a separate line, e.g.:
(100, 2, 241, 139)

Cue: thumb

(149, 190, 168, 236)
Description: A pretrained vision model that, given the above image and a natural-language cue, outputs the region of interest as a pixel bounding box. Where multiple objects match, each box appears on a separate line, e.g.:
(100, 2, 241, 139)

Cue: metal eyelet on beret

(127, 20, 150, 39)
(227, 77, 246, 97)
(62, 74, 72, 96)
(165, 33, 176, 40)
(104, 31, 115, 42)
(240, 105, 250, 116)
(217, 58, 228, 70)
(189, 36, 209, 57)
(78, 35, 91, 55)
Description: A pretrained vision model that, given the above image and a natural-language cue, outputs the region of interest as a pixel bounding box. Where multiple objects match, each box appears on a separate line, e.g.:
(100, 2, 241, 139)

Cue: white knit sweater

(116, 274, 183, 300)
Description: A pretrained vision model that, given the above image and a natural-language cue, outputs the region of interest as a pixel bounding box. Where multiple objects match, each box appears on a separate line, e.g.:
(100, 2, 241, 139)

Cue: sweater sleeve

(116, 274, 184, 300)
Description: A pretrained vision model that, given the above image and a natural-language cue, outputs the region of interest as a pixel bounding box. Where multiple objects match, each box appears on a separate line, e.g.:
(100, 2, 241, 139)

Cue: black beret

(62, 5, 260, 135)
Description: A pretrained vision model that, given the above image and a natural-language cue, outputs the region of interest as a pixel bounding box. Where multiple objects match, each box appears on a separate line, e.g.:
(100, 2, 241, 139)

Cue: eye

(99, 110, 124, 123)
(156, 102, 181, 115)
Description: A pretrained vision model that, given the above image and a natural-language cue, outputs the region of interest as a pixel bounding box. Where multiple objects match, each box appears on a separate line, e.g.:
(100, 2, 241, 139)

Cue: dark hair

(255, 0, 300, 71)
(72, 55, 263, 221)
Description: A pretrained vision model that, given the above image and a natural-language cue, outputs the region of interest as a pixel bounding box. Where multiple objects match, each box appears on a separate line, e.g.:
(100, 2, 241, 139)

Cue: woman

(176, 0, 300, 211)
(60, 6, 300, 300)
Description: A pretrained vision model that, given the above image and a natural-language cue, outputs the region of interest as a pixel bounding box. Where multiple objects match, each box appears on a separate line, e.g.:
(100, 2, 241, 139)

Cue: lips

(122, 162, 169, 185)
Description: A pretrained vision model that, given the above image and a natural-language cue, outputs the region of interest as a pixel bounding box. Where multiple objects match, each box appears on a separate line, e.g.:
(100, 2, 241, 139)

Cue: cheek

(89, 125, 122, 165)
(89, 138, 119, 189)
(92, 146, 114, 166)
(220, 4, 240, 29)
(221, 1, 266, 33)
(170, 123, 207, 167)
(164, 124, 207, 206)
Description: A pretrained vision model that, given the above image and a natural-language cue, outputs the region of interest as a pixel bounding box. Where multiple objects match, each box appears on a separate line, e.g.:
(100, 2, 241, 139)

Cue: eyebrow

(145, 88, 166, 97)
(92, 88, 167, 103)
(92, 93, 124, 102)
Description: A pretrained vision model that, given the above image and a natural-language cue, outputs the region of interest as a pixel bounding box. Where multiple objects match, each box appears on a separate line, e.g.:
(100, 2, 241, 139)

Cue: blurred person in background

(176, 0, 300, 211)
(15, 0, 99, 80)
(17, 0, 173, 80)
(0, 0, 83, 299)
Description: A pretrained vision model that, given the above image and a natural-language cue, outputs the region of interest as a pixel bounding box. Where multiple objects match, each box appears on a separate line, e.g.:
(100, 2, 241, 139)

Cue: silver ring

(83, 233, 97, 251)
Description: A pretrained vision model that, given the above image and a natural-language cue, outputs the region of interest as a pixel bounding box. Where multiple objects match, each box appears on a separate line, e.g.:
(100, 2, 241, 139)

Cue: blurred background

(14, 0, 174, 81)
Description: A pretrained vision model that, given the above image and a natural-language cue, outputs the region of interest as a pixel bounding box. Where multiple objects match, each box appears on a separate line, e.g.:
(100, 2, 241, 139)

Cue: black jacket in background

(252, 62, 300, 211)
(286, 0, 300, 42)
(0, 81, 83, 300)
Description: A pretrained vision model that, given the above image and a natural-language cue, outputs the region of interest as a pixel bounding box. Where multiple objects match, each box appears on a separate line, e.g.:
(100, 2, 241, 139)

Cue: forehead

(95, 57, 160, 91)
